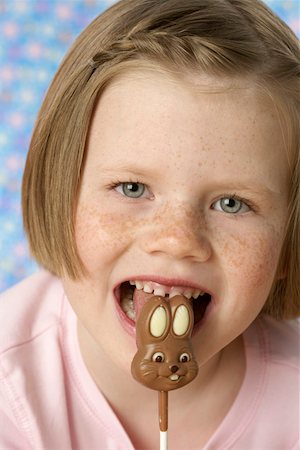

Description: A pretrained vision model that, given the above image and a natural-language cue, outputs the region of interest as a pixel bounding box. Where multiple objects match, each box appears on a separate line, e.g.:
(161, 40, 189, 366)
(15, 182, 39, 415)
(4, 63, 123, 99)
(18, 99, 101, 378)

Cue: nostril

(170, 365, 179, 373)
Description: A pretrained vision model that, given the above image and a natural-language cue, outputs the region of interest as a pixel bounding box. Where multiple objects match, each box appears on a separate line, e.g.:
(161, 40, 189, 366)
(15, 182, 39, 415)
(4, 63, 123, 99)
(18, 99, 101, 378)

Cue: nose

(170, 365, 179, 373)
(142, 207, 212, 262)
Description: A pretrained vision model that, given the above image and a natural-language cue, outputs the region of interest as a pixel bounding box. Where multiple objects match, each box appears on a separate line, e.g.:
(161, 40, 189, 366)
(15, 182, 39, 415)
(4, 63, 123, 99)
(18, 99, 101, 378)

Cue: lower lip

(114, 286, 214, 338)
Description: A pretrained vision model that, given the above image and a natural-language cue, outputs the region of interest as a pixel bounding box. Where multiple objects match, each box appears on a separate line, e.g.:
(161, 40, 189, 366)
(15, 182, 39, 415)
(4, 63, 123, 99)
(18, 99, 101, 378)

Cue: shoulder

(226, 317, 300, 449)
(0, 271, 75, 448)
(0, 270, 65, 354)
(258, 315, 299, 369)
(247, 316, 299, 440)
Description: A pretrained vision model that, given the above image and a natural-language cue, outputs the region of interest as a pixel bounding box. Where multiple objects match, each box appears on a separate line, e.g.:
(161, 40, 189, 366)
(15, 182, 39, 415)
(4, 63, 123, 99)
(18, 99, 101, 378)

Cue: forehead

(85, 68, 289, 192)
(91, 67, 283, 140)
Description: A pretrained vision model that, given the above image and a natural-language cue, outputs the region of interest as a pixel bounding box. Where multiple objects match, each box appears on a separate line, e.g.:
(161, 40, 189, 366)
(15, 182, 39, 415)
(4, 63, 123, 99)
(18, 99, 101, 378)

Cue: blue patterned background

(0, 0, 299, 292)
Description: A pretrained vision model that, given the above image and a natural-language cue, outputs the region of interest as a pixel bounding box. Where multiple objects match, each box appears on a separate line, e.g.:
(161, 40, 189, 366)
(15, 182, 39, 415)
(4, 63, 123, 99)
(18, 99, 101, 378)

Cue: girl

(1, 0, 299, 448)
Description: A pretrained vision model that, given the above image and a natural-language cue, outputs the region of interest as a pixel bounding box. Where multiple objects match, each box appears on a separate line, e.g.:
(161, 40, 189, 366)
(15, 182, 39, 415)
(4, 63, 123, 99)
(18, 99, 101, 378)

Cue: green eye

(119, 182, 145, 198)
(113, 181, 154, 200)
(213, 197, 250, 214)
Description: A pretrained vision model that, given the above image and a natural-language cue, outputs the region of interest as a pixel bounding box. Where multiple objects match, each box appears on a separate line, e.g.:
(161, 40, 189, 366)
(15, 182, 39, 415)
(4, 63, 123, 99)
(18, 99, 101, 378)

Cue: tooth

(121, 297, 133, 313)
(129, 280, 135, 286)
(200, 291, 206, 296)
(135, 281, 143, 290)
(154, 287, 166, 297)
(183, 290, 192, 299)
(169, 289, 182, 299)
(192, 290, 200, 299)
(126, 309, 136, 321)
(143, 283, 153, 294)
(169, 374, 179, 381)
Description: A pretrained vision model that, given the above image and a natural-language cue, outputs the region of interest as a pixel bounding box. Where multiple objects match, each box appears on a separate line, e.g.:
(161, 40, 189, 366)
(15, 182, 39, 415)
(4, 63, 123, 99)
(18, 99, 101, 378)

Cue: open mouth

(118, 280, 212, 328)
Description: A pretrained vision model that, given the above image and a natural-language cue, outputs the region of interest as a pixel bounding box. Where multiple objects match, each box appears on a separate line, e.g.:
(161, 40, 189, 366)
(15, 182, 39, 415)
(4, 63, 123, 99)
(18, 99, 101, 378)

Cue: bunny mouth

(118, 281, 211, 327)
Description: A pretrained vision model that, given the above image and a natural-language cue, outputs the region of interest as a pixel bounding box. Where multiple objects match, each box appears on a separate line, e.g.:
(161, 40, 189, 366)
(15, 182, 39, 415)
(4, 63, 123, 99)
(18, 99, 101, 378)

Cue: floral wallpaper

(0, 0, 299, 291)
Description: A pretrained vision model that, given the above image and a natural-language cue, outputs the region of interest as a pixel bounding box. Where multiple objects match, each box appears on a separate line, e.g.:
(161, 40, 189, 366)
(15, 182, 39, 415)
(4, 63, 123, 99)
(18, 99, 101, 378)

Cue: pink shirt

(0, 271, 299, 449)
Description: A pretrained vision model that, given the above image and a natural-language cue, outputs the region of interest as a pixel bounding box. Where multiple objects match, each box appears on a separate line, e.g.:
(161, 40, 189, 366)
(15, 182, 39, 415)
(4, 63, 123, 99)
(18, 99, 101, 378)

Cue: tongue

(133, 288, 157, 320)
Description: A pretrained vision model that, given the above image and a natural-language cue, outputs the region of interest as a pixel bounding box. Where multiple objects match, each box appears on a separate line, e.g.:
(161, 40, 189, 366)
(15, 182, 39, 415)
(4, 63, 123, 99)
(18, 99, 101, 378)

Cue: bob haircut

(22, 0, 299, 319)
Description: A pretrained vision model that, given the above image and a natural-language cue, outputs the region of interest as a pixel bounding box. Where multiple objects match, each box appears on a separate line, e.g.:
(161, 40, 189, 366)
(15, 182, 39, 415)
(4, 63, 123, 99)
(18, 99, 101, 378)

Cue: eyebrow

(211, 181, 283, 197)
(98, 165, 155, 180)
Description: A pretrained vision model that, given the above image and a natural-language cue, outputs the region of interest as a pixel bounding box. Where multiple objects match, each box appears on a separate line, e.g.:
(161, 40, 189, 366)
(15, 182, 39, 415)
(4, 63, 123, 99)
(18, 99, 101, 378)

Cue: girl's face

(63, 69, 289, 376)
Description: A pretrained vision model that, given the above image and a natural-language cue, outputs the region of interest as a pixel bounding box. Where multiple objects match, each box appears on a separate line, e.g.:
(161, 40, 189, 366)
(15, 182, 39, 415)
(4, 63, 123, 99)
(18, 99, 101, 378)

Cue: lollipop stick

(159, 391, 168, 450)
(160, 430, 168, 450)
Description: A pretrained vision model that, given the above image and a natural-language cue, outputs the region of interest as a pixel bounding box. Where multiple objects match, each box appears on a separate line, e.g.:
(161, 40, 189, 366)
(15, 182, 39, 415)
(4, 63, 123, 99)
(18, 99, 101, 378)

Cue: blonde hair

(22, 0, 299, 319)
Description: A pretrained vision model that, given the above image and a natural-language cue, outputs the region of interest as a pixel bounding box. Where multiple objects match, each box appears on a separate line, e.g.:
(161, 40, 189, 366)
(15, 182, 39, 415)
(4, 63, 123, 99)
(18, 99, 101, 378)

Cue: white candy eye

(152, 352, 165, 363)
(179, 352, 191, 363)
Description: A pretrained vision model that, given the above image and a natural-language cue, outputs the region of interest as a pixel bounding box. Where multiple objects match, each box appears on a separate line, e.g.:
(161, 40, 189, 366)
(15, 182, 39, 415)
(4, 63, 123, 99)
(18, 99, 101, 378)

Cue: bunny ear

(173, 304, 190, 336)
(170, 295, 194, 338)
(136, 296, 171, 347)
(150, 304, 168, 337)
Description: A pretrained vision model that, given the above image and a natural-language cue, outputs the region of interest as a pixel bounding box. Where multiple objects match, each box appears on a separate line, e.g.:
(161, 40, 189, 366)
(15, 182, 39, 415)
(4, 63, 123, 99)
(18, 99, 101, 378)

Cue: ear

(136, 296, 171, 347)
(170, 295, 194, 338)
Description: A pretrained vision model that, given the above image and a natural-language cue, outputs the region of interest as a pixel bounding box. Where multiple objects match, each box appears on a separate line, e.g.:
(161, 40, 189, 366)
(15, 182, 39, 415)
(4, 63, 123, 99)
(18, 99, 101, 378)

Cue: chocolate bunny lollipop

(131, 295, 198, 391)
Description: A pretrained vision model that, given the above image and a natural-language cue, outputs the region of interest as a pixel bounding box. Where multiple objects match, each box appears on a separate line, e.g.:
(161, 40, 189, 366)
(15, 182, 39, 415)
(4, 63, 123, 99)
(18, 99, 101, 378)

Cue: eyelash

(107, 181, 256, 213)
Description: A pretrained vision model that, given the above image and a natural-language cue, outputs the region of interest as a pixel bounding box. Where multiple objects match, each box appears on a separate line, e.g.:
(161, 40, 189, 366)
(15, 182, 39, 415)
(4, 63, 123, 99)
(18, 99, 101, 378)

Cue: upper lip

(114, 275, 213, 297)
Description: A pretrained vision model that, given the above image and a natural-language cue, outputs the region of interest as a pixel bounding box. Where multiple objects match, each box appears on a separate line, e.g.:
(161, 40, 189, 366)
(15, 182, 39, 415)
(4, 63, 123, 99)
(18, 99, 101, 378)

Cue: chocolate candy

(131, 295, 198, 391)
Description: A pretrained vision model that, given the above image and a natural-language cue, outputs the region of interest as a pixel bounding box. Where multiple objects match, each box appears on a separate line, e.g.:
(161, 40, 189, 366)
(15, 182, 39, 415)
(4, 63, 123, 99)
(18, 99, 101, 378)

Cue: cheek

(214, 224, 284, 289)
(75, 202, 139, 265)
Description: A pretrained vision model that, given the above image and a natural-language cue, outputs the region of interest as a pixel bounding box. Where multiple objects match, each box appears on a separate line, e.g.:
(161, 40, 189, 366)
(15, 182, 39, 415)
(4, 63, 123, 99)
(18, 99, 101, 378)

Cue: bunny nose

(170, 365, 179, 373)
